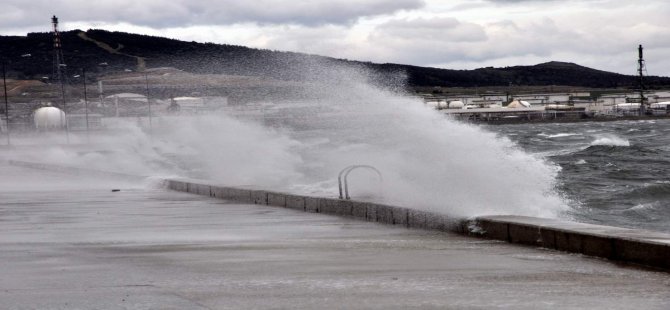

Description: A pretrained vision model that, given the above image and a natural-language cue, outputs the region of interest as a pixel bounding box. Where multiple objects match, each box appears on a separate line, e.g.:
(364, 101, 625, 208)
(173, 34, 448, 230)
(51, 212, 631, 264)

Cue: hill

(1, 29, 669, 89)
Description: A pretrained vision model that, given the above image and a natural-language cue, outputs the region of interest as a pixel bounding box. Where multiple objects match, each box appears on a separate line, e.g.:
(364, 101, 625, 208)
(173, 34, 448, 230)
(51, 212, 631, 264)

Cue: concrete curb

(166, 178, 670, 271)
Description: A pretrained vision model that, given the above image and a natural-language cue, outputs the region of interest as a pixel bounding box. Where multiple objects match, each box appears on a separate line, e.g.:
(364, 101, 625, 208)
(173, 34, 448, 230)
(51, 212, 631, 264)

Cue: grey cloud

(360, 12, 670, 74)
(0, 0, 425, 30)
(363, 17, 569, 67)
(259, 25, 354, 57)
(372, 17, 487, 43)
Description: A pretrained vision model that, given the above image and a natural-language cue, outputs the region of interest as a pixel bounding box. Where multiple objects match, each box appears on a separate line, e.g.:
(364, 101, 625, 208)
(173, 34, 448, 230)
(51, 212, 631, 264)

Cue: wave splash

(14, 61, 570, 219)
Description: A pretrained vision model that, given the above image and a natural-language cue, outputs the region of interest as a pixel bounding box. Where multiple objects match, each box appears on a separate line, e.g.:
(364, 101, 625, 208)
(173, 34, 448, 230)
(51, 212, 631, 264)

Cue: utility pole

(60, 65, 68, 143)
(144, 73, 152, 136)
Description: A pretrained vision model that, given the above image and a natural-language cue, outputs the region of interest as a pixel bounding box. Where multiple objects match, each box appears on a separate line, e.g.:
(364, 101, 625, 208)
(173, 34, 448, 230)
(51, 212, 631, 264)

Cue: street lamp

(2, 61, 9, 146)
(1, 53, 34, 145)
(144, 73, 152, 136)
(58, 63, 69, 143)
(97, 62, 108, 110)
(82, 68, 90, 143)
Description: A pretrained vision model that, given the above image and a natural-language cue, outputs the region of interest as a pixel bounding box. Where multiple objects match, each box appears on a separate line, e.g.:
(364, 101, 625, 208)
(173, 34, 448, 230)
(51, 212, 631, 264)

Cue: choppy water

(490, 119, 670, 232)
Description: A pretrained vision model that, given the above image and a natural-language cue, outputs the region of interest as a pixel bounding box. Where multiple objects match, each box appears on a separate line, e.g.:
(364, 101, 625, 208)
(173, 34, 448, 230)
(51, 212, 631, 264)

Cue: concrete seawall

(166, 178, 670, 271)
(470, 215, 670, 270)
(166, 178, 461, 233)
(6, 160, 670, 271)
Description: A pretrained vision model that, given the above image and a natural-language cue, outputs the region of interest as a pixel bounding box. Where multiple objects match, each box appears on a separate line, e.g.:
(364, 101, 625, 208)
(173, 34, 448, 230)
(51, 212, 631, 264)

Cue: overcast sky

(3, 0, 670, 76)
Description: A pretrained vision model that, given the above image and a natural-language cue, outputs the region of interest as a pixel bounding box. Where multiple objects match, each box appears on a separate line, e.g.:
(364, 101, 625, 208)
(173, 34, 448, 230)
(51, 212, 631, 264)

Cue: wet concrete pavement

(2, 164, 670, 309)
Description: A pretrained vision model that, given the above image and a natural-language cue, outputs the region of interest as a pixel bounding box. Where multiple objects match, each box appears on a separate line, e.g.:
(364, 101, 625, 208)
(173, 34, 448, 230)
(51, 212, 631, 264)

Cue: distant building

(513, 94, 571, 105)
(106, 93, 147, 103)
(67, 113, 103, 131)
(105, 93, 150, 117)
(169, 96, 228, 114)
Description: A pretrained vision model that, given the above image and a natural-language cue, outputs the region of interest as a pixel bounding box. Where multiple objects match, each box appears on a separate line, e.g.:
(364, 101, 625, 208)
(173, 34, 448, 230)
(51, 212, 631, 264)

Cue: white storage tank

(448, 100, 465, 109)
(650, 101, 670, 109)
(34, 106, 66, 129)
(615, 103, 640, 110)
(545, 104, 571, 110)
(426, 100, 449, 109)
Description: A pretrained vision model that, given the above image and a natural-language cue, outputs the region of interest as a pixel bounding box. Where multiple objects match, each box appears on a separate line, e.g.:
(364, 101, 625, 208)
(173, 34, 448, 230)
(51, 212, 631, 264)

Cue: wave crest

(590, 135, 630, 147)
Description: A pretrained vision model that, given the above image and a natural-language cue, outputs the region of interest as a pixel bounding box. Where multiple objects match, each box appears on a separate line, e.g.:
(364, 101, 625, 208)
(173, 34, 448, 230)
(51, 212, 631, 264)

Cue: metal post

(60, 67, 69, 143)
(144, 73, 152, 135)
(98, 80, 104, 109)
(82, 68, 89, 143)
(2, 62, 9, 146)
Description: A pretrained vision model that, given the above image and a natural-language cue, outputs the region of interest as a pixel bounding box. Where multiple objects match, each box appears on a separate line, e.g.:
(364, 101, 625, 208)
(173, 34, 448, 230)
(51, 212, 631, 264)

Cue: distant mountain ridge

(1, 29, 669, 89)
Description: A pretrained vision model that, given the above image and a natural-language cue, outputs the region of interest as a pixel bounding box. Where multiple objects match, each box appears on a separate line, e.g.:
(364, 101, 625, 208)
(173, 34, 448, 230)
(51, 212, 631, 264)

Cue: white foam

(590, 135, 630, 147)
(546, 133, 582, 139)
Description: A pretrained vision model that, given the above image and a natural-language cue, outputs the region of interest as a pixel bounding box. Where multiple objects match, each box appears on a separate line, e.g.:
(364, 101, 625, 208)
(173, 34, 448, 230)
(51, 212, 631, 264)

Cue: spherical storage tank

(34, 107, 66, 130)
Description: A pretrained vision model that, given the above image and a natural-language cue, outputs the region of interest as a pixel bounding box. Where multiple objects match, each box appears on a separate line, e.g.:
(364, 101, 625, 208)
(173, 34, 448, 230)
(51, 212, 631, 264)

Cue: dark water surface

(490, 119, 670, 232)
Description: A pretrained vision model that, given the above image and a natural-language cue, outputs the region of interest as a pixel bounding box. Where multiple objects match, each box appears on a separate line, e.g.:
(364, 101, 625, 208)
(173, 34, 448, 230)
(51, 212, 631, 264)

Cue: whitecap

(534, 146, 588, 158)
(590, 135, 630, 147)
(625, 203, 655, 212)
(546, 133, 582, 138)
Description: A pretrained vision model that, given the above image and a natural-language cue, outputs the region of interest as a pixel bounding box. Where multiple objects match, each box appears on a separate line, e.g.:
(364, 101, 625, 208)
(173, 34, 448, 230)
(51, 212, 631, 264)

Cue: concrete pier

(6, 160, 670, 270)
(2, 164, 670, 309)
(166, 178, 670, 271)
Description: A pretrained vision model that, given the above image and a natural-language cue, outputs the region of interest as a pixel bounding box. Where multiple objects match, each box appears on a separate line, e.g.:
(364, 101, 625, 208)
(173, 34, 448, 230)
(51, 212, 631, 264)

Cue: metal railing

(337, 165, 382, 199)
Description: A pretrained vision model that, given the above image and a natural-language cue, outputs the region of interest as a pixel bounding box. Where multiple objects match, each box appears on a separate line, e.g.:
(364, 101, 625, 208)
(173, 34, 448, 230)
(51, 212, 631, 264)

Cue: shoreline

(464, 114, 670, 125)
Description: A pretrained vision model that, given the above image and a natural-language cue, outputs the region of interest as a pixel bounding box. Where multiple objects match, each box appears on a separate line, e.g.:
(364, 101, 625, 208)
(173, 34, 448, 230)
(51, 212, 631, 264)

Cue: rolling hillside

(1, 29, 668, 89)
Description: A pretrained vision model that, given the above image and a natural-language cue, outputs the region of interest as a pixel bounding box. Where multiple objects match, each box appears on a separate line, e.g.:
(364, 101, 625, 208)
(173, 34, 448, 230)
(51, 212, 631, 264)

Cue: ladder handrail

(337, 165, 382, 199)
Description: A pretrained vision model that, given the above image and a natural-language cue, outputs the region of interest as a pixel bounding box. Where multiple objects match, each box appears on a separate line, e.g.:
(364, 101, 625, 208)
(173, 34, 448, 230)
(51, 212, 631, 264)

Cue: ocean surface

(490, 119, 670, 232)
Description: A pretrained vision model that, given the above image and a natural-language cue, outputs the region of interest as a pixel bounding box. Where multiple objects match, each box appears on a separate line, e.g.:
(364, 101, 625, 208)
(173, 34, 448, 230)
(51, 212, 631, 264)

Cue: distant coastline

(2, 29, 670, 89)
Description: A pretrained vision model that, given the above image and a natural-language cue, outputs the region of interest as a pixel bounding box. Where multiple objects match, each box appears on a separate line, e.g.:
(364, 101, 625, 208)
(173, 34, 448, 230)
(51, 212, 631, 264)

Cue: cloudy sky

(2, 0, 670, 76)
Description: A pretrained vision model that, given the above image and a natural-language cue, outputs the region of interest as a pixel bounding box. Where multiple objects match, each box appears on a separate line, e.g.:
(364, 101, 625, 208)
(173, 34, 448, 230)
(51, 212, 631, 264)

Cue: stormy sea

(491, 119, 670, 232)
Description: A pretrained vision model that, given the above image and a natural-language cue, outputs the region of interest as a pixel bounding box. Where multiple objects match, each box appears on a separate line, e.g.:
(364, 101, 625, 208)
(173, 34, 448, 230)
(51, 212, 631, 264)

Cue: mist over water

(4, 61, 569, 219)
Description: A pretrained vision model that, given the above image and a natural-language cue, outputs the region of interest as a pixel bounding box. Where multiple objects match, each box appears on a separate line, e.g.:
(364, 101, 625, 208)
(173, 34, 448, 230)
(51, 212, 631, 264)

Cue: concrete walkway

(1, 164, 670, 309)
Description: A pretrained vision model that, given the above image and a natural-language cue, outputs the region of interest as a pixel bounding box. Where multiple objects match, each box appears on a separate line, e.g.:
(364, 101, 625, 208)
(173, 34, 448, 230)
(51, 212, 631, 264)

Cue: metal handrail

(338, 165, 355, 199)
(337, 165, 382, 199)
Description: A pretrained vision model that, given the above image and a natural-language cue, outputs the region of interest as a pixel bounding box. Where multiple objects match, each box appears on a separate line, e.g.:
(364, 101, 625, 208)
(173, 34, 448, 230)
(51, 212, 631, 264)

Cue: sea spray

(7, 60, 570, 219)
(155, 114, 304, 187)
(283, 95, 568, 218)
(219, 62, 569, 218)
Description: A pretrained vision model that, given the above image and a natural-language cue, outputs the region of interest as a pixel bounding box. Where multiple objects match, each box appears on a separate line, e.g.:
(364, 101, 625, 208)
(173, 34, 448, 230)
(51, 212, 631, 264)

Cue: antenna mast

(638, 44, 647, 115)
(52, 15, 67, 87)
(52, 15, 69, 142)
